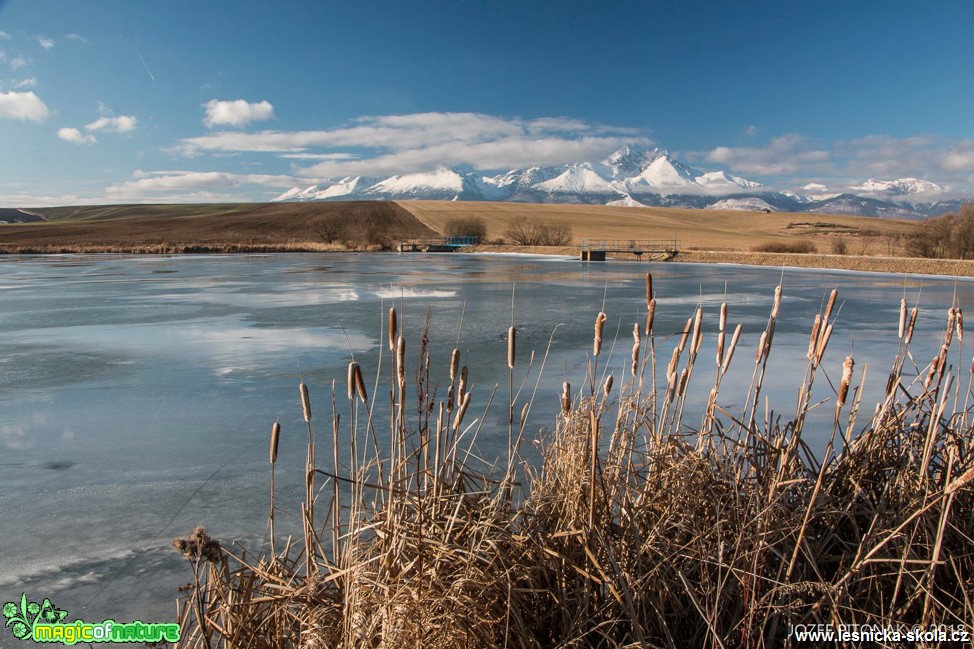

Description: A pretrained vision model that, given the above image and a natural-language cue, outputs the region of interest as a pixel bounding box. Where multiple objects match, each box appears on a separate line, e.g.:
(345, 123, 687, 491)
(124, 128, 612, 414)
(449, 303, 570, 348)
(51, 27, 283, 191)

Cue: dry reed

(171, 279, 974, 649)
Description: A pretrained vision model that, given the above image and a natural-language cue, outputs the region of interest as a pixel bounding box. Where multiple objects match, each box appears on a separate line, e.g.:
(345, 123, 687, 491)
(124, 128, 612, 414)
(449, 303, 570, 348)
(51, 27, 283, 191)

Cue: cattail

(690, 307, 703, 355)
(631, 323, 641, 377)
(678, 316, 692, 353)
(898, 298, 907, 339)
(447, 384, 455, 410)
(603, 374, 614, 397)
(388, 307, 397, 351)
(755, 331, 767, 363)
(837, 356, 854, 410)
(300, 382, 312, 422)
(815, 323, 834, 364)
(453, 391, 472, 431)
(666, 370, 677, 403)
(645, 298, 656, 336)
(458, 365, 468, 401)
(347, 362, 356, 401)
(561, 381, 572, 415)
(716, 330, 725, 367)
(676, 367, 689, 397)
(946, 308, 957, 346)
(771, 285, 782, 319)
(667, 346, 681, 378)
(957, 308, 964, 342)
(905, 307, 918, 345)
(508, 326, 517, 369)
(719, 303, 727, 333)
(645, 272, 653, 307)
(353, 363, 368, 403)
(269, 421, 280, 464)
(593, 312, 606, 357)
(721, 323, 742, 373)
(808, 314, 822, 360)
(396, 335, 406, 383)
(824, 288, 838, 323)
(450, 348, 460, 382)
(925, 355, 940, 390)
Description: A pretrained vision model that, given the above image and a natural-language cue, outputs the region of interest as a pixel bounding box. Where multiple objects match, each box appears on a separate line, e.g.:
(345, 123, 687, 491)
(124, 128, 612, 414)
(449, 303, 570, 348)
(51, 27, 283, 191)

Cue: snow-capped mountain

(851, 178, 943, 196)
(274, 146, 965, 218)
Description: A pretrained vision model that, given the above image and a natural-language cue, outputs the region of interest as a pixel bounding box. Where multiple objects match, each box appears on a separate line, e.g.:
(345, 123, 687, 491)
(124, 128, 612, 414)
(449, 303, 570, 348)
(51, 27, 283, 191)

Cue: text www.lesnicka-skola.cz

(791, 624, 970, 644)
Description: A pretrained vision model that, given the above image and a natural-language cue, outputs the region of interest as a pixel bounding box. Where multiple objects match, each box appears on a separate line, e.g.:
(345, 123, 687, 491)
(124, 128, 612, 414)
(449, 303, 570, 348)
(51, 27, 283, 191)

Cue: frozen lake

(0, 252, 969, 623)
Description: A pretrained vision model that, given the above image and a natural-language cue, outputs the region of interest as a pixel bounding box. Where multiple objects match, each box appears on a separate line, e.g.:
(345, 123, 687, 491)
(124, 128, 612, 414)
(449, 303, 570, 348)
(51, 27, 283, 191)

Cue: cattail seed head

(603, 374, 614, 397)
(300, 382, 311, 422)
(645, 272, 653, 307)
(450, 348, 460, 382)
(677, 367, 689, 397)
(946, 308, 957, 347)
(269, 421, 280, 464)
(957, 308, 964, 342)
(508, 326, 517, 369)
(898, 298, 907, 339)
(453, 391, 472, 431)
(631, 325, 641, 378)
(678, 316, 692, 353)
(690, 307, 703, 355)
(756, 331, 767, 363)
(716, 330, 725, 367)
(347, 362, 356, 401)
(396, 335, 406, 382)
(824, 288, 838, 323)
(645, 298, 656, 336)
(667, 345, 681, 377)
(353, 363, 368, 403)
(388, 307, 398, 351)
(837, 355, 854, 410)
(719, 303, 727, 333)
(815, 323, 834, 364)
(593, 312, 606, 357)
(458, 365, 468, 400)
(808, 314, 822, 360)
(905, 307, 918, 345)
(771, 285, 782, 319)
(561, 381, 571, 415)
(721, 323, 742, 373)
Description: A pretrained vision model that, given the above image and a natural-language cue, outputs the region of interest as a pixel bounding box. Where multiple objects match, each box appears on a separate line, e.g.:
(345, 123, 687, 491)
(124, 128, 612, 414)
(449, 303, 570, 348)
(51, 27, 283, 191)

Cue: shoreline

(2, 242, 973, 278)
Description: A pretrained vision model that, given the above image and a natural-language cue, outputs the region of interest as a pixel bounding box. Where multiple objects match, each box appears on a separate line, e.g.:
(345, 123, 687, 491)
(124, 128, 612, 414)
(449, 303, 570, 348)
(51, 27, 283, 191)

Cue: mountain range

(274, 146, 966, 219)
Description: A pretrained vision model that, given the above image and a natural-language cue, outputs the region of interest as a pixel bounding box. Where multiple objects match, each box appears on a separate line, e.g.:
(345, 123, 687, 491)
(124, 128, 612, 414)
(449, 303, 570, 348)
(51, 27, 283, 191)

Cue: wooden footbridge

(579, 239, 680, 261)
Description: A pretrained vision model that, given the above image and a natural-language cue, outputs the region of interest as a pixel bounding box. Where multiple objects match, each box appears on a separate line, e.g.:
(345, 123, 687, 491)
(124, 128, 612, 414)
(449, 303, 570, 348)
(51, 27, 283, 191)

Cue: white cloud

(697, 134, 830, 176)
(203, 99, 274, 128)
(58, 127, 96, 144)
(86, 114, 137, 133)
(13, 77, 37, 88)
(178, 111, 652, 178)
(36, 36, 54, 50)
(105, 170, 295, 201)
(0, 32, 11, 40)
(10, 54, 28, 70)
(0, 90, 49, 121)
(66, 33, 89, 44)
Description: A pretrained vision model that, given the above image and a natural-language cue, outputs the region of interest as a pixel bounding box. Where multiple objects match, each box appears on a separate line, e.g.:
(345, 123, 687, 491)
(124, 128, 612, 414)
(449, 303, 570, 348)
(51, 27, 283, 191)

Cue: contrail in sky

(136, 48, 156, 82)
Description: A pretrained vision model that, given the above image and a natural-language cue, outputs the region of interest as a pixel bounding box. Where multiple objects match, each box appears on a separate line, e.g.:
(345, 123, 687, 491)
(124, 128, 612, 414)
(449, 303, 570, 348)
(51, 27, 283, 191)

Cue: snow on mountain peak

(852, 178, 943, 196)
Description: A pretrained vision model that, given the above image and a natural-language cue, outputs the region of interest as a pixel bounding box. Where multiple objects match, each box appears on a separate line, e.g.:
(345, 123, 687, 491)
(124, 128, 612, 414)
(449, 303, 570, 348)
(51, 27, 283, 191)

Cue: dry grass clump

(752, 240, 817, 254)
(172, 277, 974, 648)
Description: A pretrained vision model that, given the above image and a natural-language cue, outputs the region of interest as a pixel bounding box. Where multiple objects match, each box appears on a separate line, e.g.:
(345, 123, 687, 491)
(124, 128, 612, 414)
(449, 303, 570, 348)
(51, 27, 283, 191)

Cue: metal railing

(579, 239, 680, 252)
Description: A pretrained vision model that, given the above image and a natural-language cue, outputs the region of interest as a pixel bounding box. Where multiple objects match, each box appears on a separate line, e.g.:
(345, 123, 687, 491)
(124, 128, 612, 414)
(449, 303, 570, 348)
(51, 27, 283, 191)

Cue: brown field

(3, 198, 973, 276)
(398, 200, 919, 254)
(0, 202, 436, 253)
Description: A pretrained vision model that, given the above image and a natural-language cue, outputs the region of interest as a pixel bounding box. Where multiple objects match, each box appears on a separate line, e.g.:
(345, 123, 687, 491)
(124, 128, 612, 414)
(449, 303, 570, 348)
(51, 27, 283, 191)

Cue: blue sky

(1, 0, 973, 205)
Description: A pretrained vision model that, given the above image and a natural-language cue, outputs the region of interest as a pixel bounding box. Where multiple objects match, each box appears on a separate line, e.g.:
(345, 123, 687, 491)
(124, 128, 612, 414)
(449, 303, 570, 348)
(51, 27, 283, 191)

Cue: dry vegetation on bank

(171, 276, 973, 648)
